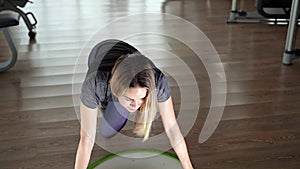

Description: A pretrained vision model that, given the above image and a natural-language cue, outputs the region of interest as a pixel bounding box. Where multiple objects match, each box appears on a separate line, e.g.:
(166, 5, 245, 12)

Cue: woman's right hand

(74, 102, 98, 169)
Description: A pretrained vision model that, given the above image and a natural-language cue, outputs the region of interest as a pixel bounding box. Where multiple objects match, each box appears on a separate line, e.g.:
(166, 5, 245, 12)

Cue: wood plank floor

(1, 0, 300, 168)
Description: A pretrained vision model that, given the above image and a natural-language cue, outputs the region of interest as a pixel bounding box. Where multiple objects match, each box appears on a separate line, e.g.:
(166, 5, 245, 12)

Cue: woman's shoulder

(153, 68, 171, 102)
(153, 68, 168, 85)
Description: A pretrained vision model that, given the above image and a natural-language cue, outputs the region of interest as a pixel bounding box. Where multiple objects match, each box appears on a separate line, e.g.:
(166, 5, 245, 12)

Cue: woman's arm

(74, 102, 98, 169)
(158, 97, 194, 169)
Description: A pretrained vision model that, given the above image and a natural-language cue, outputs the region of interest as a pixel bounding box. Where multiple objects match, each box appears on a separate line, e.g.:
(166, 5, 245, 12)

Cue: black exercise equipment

(228, 0, 294, 23)
(257, 0, 292, 19)
(0, 0, 37, 39)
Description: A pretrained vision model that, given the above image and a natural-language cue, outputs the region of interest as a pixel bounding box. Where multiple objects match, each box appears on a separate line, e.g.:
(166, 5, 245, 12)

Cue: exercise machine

(227, 0, 300, 65)
(0, 0, 37, 39)
(227, 0, 293, 24)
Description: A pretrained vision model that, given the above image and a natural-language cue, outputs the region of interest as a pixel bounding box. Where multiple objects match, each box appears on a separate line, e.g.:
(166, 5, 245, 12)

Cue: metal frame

(0, 0, 37, 39)
(228, 0, 266, 23)
(282, 0, 300, 64)
(227, 0, 290, 24)
(227, 0, 300, 65)
(0, 28, 17, 72)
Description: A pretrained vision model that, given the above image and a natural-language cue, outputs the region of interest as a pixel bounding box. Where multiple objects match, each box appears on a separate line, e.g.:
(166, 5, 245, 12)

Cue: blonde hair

(110, 53, 157, 141)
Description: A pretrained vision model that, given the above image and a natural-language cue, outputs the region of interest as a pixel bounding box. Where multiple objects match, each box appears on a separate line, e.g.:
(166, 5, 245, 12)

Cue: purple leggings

(99, 101, 130, 138)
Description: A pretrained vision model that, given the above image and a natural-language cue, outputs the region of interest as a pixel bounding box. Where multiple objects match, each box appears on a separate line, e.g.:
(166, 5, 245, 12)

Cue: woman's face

(118, 86, 147, 112)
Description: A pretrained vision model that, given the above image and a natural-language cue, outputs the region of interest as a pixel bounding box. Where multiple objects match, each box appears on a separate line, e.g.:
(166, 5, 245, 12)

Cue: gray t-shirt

(80, 39, 171, 109)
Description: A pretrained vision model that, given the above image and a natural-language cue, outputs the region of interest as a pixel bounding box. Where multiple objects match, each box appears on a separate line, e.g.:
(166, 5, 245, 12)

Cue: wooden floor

(1, 0, 300, 168)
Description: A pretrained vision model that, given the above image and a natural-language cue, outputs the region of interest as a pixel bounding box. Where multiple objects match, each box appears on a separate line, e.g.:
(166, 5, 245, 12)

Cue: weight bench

(0, 10, 20, 72)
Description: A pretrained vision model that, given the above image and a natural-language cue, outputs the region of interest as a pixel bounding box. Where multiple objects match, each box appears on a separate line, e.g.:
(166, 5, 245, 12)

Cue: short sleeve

(156, 70, 171, 102)
(80, 72, 99, 109)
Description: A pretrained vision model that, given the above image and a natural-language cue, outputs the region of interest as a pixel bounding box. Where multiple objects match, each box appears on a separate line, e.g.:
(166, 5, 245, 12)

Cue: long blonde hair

(110, 53, 157, 141)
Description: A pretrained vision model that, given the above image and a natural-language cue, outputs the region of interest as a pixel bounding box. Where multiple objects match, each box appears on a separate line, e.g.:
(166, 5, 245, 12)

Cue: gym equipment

(282, 0, 300, 64)
(87, 149, 182, 169)
(0, 10, 19, 72)
(0, 0, 37, 39)
(227, 0, 294, 23)
(227, 0, 300, 65)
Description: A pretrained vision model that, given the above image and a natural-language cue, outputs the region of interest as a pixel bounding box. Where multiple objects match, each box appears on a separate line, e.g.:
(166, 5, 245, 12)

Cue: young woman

(74, 39, 194, 169)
